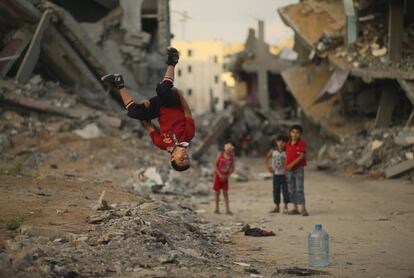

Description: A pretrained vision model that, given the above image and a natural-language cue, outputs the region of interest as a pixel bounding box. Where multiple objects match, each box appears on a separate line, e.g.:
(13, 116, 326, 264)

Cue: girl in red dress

(213, 142, 235, 215)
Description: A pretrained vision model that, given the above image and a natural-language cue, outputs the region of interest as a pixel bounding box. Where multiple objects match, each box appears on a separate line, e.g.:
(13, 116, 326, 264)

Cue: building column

(374, 85, 397, 128)
(388, 0, 404, 62)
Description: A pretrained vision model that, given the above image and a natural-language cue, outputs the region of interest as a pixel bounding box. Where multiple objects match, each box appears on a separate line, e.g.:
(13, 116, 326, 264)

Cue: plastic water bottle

(308, 224, 330, 267)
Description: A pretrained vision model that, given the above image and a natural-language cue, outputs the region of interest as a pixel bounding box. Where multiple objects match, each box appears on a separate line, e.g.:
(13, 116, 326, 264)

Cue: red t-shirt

(216, 152, 235, 176)
(149, 106, 195, 150)
(286, 139, 307, 171)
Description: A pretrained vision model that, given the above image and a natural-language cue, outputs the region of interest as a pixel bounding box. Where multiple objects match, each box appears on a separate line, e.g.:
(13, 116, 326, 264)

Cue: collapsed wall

(0, 0, 171, 112)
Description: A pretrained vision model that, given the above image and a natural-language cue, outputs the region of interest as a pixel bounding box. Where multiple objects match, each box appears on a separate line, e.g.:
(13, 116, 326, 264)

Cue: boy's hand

(267, 165, 274, 174)
(138, 99, 150, 108)
(166, 47, 179, 66)
(219, 174, 227, 182)
(101, 73, 124, 89)
(141, 120, 156, 132)
(286, 164, 293, 171)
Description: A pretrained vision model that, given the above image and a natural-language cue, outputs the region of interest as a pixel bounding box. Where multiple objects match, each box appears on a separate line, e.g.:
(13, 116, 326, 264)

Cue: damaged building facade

(276, 0, 414, 179)
(0, 0, 171, 113)
(225, 21, 295, 113)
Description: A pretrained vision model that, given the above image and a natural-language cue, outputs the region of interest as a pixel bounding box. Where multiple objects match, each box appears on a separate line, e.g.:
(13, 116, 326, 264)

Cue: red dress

(213, 152, 235, 192)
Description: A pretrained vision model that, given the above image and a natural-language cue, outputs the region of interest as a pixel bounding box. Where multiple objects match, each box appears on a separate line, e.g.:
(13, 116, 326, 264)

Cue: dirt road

(201, 159, 414, 278)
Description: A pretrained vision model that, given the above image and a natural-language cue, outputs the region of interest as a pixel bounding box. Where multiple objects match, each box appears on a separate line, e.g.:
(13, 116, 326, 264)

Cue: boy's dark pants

(127, 81, 180, 120)
(273, 175, 289, 205)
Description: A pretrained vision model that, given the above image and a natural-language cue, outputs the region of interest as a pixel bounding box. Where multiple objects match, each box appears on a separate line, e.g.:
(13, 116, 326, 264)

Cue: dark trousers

(273, 175, 289, 205)
(127, 81, 180, 121)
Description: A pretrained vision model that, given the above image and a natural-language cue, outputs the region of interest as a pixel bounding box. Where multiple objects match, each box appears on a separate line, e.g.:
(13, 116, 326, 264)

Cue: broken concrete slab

(394, 131, 414, 146)
(278, 1, 345, 50)
(357, 149, 374, 169)
(0, 93, 81, 119)
(0, 29, 32, 78)
(123, 31, 151, 47)
(97, 115, 123, 129)
(16, 10, 52, 84)
(120, 0, 144, 33)
(192, 112, 235, 160)
(385, 159, 414, 179)
(102, 40, 141, 94)
(38, 1, 141, 97)
(79, 22, 103, 44)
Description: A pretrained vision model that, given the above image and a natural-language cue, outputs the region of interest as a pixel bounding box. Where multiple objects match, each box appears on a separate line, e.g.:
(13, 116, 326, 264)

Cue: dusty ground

(201, 158, 414, 278)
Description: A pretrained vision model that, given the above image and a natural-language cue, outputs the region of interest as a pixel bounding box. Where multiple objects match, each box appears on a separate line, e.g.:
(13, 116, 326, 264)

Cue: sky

(170, 0, 298, 45)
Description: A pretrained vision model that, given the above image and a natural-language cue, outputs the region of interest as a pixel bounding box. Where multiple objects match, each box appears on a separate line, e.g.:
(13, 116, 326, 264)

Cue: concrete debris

(95, 190, 110, 211)
(0, 134, 11, 152)
(394, 131, 414, 146)
(3, 201, 237, 277)
(371, 140, 383, 150)
(73, 123, 104, 139)
(317, 127, 414, 179)
(143, 167, 163, 185)
(385, 159, 414, 179)
(371, 47, 387, 57)
(80, 22, 104, 44)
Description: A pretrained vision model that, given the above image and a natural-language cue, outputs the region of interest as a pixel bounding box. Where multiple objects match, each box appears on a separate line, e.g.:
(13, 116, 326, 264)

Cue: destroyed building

(225, 20, 295, 113)
(0, 0, 171, 113)
(276, 0, 414, 179)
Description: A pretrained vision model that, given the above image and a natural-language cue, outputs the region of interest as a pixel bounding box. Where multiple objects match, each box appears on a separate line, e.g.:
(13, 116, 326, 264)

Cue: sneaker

(301, 210, 309, 216)
(166, 47, 179, 66)
(101, 73, 124, 89)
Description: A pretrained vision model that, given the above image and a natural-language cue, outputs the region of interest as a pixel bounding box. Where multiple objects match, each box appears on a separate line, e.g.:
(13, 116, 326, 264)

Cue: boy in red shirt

(213, 142, 236, 215)
(285, 125, 309, 216)
(101, 48, 195, 171)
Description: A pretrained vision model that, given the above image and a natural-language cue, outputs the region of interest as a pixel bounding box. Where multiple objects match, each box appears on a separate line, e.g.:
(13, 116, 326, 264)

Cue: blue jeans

(287, 167, 305, 205)
(273, 175, 289, 205)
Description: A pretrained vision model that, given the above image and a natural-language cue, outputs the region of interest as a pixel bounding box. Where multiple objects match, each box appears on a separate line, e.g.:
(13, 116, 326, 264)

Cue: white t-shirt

(272, 149, 286, 175)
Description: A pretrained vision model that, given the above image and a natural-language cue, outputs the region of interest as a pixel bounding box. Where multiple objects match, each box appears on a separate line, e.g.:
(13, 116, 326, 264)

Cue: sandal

(288, 210, 300, 215)
(269, 207, 280, 213)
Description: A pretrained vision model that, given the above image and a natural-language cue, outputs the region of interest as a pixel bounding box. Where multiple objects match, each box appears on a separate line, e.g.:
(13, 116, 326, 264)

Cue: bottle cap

(315, 224, 322, 230)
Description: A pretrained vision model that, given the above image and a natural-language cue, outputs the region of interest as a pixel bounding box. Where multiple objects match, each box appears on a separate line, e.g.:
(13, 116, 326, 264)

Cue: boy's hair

(276, 134, 289, 142)
(171, 160, 190, 172)
(224, 140, 235, 147)
(290, 124, 303, 133)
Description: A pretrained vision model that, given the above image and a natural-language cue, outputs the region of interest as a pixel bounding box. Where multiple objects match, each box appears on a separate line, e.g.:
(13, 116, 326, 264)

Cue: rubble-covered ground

(0, 83, 248, 277)
(316, 126, 414, 181)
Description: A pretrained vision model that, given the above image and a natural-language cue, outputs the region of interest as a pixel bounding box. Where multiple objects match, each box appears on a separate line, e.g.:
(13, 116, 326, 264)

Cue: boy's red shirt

(286, 139, 307, 171)
(149, 106, 195, 150)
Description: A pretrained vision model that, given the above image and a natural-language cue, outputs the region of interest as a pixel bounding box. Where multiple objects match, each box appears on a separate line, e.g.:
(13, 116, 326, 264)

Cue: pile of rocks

(332, 13, 414, 72)
(229, 108, 298, 155)
(317, 127, 414, 180)
(0, 199, 236, 277)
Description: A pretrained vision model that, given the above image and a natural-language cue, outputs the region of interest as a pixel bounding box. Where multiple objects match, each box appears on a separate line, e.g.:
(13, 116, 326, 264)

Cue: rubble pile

(332, 14, 414, 72)
(225, 107, 298, 156)
(0, 199, 236, 277)
(317, 127, 414, 180)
